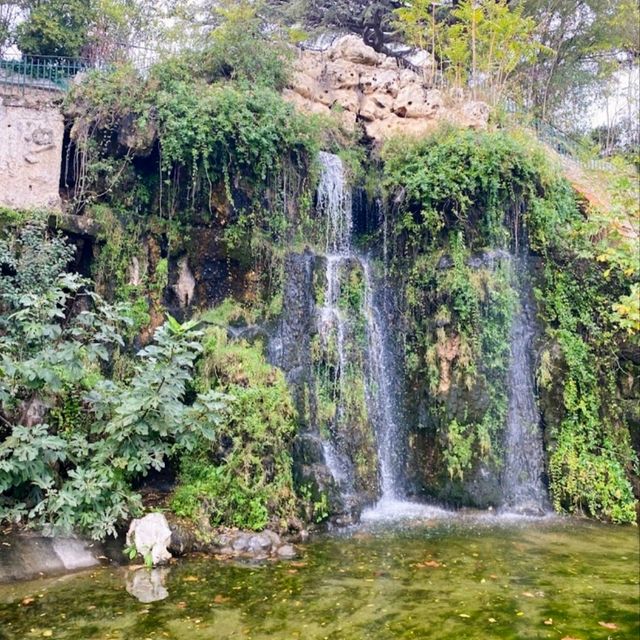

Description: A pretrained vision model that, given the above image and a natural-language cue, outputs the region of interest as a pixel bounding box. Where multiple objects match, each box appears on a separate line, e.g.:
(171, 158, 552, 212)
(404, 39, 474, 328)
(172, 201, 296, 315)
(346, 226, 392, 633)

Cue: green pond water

(0, 515, 638, 640)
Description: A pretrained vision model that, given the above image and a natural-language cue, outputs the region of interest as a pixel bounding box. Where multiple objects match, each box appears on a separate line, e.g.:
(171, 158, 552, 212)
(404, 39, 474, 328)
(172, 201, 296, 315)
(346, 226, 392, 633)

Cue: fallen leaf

(459, 614, 470, 618)
(522, 592, 535, 598)
(488, 618, 497, 623)
(42, 631, 53, 638)
(183, 576, 199, 582)
(598, 622, 618, 630)
(544, 618, 553, 625)
(287, 569, 298, 574)
(213, 595, 229, 604)
(290, 562, 307, 568)
(561, 637, 582, 640)
(21, 597, 35, 606)
(421, 560, 441, 568)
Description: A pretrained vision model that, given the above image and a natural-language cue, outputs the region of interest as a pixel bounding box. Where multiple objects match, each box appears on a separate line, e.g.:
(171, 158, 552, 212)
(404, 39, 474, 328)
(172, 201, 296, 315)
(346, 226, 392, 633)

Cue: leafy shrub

(0, 223, 226, 539)
(382, 127, 576, 252)
(197, 0, 293, 90)
(65, 42, 321, 216)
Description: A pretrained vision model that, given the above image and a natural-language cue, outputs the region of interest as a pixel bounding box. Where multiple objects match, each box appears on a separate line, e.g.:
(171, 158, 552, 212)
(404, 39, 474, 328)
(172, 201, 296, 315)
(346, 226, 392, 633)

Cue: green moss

(400, 230, 515, 480)
(171, 324, 299, 531)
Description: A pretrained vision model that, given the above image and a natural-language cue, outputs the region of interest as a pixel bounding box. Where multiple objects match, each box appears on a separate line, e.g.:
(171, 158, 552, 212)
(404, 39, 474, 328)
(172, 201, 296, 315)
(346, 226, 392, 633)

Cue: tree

(15, 0, 94, 58)
(519, 0, 640, 126)
(7, 0, 166, 61)
(396, 0, 541, 102)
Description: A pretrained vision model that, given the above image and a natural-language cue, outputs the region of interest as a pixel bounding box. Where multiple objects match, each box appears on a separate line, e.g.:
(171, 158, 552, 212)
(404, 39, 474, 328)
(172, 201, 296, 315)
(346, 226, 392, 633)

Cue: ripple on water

(360, 497, 453, 522)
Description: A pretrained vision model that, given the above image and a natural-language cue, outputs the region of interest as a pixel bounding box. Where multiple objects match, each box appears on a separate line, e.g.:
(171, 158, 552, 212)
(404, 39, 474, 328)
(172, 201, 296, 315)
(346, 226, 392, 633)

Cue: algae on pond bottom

(0, 518, 637, 640)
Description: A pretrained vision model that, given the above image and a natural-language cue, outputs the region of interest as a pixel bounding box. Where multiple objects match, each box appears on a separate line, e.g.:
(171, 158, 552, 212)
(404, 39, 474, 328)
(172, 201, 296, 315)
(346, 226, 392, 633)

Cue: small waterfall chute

(501, 255, 549, 514)
(317, 151, 352, 254)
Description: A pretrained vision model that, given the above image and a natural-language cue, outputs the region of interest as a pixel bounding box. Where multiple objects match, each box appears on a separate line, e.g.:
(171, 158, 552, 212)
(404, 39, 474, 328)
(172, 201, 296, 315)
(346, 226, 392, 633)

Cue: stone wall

(0, 87, 63, 210)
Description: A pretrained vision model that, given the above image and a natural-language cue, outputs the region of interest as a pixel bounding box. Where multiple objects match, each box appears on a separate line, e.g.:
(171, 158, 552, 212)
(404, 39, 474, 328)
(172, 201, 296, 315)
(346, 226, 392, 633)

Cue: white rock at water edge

(126, 513, 173, 566)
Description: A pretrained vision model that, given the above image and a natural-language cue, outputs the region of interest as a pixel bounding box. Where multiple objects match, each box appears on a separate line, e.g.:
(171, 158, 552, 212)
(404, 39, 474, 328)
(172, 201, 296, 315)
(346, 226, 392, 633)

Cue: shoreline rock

(0, 533, 103, 584)
(168, 519, 300, 561)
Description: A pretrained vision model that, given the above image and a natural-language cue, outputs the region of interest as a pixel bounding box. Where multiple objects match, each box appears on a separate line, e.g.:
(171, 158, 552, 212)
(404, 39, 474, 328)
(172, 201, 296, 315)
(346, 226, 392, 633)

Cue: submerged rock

(164, 521, 296, 561)
(212, 529, 291, 560)
(276, 544, 298, 559)
(126, 513, 172, 566)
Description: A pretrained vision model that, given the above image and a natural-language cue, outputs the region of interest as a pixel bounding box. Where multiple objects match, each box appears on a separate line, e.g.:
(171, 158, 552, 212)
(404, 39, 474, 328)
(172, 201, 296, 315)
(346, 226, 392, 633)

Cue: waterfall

(361, 259, 402, 500)
(317, 151, 352, 254)
(315, 153, 356, 501)
(313, 152, 549, 522)
(315, 152, 435, 518)
(317, 253, 357, 501)
(502, 256, 549, 514)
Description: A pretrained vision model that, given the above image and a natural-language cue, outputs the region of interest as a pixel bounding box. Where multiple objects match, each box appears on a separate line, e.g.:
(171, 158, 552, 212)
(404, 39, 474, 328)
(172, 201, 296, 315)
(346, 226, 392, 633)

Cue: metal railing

(532, 119, 615, 172)
(0, 54, 93, 93)
(0, 44, 175, 95)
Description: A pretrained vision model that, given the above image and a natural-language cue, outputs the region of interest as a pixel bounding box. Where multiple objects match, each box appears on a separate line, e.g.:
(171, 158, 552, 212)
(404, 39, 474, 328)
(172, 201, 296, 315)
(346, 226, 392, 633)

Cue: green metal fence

(0, 54, 92, 94)
(532, 119, 615, 172)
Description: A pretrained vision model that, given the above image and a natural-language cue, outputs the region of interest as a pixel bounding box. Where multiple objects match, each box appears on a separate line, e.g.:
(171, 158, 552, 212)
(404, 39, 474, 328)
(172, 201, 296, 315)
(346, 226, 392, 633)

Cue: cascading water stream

(501, 255, 549, 514)
(316, 153, 356, 500)
(317, 152, 352, 255)
(316, 152, 448, 519)
(361, 259, 402, 500)
(316, 152, 407, 504)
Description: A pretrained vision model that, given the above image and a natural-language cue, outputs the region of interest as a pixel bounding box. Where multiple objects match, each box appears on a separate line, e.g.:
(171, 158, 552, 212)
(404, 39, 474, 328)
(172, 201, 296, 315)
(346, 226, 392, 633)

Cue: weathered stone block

(0, 90, 63, 210)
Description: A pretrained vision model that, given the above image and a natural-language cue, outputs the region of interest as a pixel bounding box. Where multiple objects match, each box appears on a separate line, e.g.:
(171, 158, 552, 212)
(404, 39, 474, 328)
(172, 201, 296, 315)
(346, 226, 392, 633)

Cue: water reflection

(125, 566, 171, 603)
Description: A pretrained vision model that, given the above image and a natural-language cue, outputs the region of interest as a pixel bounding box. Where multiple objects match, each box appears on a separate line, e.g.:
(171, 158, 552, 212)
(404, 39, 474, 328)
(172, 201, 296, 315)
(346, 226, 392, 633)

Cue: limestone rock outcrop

(284, 35, 489, 142)
(126, 512, 173, 566)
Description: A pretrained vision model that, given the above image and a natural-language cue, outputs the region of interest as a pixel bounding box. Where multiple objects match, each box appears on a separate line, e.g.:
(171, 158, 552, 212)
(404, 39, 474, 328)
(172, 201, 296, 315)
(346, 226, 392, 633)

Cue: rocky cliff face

(284, 35, 490, 142)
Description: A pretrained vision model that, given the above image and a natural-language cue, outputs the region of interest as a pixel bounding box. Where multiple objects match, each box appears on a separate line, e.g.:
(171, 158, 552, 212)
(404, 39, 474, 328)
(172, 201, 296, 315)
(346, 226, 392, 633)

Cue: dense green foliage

(0, 222, 226, 538)
(66, 61, 320, 214)
(382, 127, 637, 521)
(172, 320, 300, 531)
(538, 265, 637, 523)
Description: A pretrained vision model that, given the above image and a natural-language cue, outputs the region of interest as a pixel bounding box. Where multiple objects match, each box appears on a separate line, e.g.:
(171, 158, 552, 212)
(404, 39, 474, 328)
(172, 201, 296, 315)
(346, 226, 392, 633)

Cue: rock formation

(284, 35, 489, 142)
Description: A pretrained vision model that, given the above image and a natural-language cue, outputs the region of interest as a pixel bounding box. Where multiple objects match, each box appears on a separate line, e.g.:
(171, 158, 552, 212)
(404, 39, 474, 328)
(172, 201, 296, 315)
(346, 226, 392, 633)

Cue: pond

(0, 514, 638, 640)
